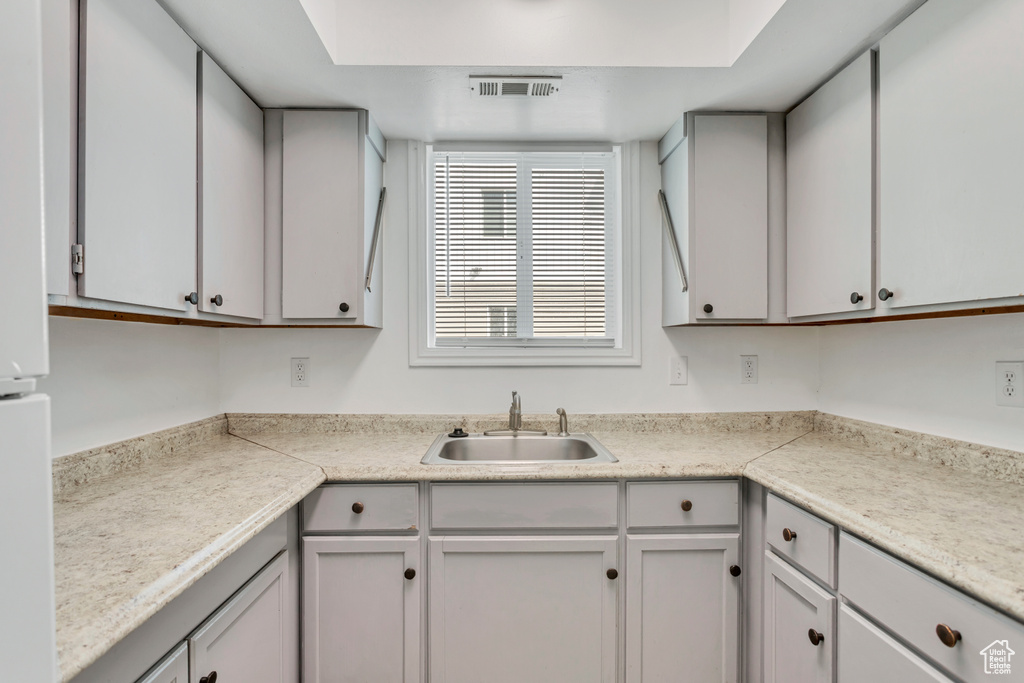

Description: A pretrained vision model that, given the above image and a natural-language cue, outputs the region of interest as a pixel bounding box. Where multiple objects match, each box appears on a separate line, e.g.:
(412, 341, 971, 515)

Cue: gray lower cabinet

(428, 535, 618, 683)
(302, 536, 420, 683)
(838, 605, 954, 683)
(138, 642, 188, 683)
(625, 534, 740, 682)
(188, 551, 290, 683)
(764, 551, 835, 683)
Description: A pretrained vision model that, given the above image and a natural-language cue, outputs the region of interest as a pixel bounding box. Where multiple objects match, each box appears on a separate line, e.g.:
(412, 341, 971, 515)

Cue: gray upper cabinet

(786, 52, 874, 319)
(878, 0, 1024, 311)
(198, 53, 264, 320)
(625, 533, 740, 682)
(659, 113, 768, 325)
(79, 0, 197, 311)
(279, 109, 386, 326)
(428, 535, 618, 683)
(188, 551, 290, 683)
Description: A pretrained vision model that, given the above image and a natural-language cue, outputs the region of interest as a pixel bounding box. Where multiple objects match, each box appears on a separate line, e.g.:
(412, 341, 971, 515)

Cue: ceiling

(159, 0, 924, 142)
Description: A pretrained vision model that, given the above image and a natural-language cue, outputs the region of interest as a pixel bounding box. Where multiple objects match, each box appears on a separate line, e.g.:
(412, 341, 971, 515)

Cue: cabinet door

(786, 52, 874, 318)
(879, 0, 1024, 309)
(79, 0, 197, 311)
(429, 536, 618, 683)
(838, 605, 954, 683)
(625, 534, 740, 683)
(764, 552, 835, 683)
(199, 53, 264, 320)
(189, 551, 289, 683)
(302, 537, 419, 683)
(138, 642, 188, 683)
(282, 110, 361, 320)
(692, 114, 768, 320)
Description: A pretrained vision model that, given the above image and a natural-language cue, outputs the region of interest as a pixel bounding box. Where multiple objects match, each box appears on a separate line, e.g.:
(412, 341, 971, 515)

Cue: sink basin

(420, 433, 618, 465)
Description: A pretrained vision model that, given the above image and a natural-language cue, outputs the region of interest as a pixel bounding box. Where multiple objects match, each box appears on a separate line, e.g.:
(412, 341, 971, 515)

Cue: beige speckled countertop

(53, 423, 325, 682)
(54, 410, 1024, 682)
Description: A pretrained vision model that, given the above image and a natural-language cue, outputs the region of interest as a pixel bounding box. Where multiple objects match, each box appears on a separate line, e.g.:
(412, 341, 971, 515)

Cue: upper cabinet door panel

(80, 0, 197, 311)
(787, 52, 874, 318)
(879, 0, 1024, 309)
(282, 110, 361, 320)
(693, 114, 768, 320)
(199, 53, 264, 320)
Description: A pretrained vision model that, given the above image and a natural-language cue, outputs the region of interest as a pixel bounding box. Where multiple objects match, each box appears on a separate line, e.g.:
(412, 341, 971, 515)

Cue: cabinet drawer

(840, 533, 1024, 683)
(430, 482, 618, 530)
(626, 480, 739, 529)
(839, 605, 954, 683)
(303, 484, 419, 532)
(766, 494, 836, 587)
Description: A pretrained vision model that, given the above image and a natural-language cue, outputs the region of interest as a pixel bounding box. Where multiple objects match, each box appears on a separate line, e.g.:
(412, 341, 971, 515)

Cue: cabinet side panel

(693, 115, 768, 320)
(659, 139, 691, 326)
(80, 0, 197, 311)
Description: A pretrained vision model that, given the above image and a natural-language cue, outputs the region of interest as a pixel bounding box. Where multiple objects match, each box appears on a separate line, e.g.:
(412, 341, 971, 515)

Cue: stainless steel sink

(420, 433, 618, 465)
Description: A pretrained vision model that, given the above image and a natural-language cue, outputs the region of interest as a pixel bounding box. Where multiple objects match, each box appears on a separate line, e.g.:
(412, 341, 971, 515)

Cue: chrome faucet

(483, 391, 547, 436)
(509, 391, 522, 431)
(556, 408, 569, 437)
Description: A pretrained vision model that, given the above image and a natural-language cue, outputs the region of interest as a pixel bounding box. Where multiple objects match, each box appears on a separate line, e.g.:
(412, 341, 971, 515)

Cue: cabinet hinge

(71, 243, 84, 275)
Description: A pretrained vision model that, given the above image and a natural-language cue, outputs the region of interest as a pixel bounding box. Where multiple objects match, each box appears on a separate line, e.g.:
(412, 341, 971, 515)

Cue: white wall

(40, 317, 221, 457)
(218, 141, 822, 415)
(818, 313, 1024, 452)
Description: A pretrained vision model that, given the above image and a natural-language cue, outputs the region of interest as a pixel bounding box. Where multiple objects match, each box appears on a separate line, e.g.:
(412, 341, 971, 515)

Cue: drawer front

(766, 494, 836, 587)
(303, 484, 419, 532)
(839, 605, 954, 683)
(627, 480, 739, 529)
(840, 532, 1024, 683)
(430, 482, 618, 530)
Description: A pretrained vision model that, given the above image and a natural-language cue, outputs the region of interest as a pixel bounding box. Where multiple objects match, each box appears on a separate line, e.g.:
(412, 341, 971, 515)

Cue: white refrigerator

(1, 0, 59, 680)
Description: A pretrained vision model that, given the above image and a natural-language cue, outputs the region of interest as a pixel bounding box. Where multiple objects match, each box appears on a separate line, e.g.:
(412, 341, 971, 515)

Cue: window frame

(408, 141, 642, 367)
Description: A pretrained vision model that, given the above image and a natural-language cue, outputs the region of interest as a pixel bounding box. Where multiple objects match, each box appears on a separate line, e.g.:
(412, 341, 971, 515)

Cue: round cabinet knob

(850, 292, 863, 304)
(210, 294, 223, 306)
(782, 528, 797, 542)
(680, 500, 693, 512)
(404, 568, 416, 580)
(200, 673, 217, 683)
(703, 304, 714, 314)
(339, 302, 350, 313)
(606, 568, 618, 580)
(878, 287, 894, 301)
(808, 629, 824, 646)
(185, 291, 198, 305)
(936, 623, 961, 648)
(729, 565, 742, 577)
(351, 501, 364, 514)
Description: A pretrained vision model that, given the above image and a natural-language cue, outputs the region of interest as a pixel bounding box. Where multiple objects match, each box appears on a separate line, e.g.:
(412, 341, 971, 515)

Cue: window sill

(409, 345, 642, 367)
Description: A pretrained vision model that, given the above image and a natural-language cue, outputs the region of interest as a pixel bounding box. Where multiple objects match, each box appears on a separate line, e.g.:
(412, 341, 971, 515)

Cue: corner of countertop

(52, 415, 229, 497)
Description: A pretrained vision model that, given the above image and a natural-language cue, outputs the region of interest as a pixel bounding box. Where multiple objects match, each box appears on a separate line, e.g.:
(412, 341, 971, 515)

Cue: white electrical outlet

(291, 357, 310, 387)
(995, 361, 1023, 407)
(741, 355, 758, 384)
(670, 356, 688, 385)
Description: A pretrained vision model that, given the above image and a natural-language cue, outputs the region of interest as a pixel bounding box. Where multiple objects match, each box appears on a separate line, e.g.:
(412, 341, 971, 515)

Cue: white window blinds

(430, 150, 618, 348)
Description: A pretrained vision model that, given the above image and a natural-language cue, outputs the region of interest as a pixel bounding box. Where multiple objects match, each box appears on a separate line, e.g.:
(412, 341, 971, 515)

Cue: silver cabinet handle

(658, 190, 688, 293)
(365, 187, 386, 292)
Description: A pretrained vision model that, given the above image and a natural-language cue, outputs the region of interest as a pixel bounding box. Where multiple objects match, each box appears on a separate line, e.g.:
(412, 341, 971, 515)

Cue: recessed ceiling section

(298, 0, 787, 67)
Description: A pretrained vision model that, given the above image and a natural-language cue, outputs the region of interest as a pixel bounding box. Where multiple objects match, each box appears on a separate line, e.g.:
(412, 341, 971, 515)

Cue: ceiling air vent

(470, 76, 561, 98)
